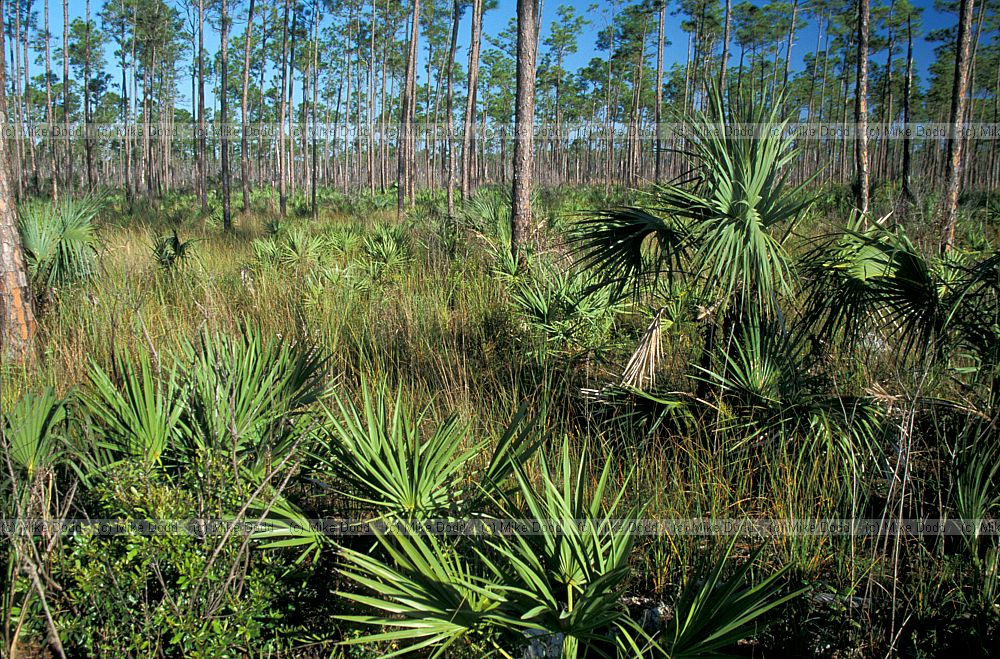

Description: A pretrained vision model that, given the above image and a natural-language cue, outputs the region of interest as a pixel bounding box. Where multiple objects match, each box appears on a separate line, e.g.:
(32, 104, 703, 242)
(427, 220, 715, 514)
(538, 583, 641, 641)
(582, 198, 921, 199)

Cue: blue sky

(37, 0, 967, 106)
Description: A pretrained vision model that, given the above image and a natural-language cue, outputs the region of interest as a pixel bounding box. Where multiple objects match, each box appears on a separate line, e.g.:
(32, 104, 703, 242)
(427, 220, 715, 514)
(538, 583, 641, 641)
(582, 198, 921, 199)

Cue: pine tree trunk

(198, 0, 207, 212)
(367, 0, 377, 195)
(9, 5, 23, 199)
(379, 0, 390, 191)
(311, 4, 320, 219)
(445, 0, 459, 218)
(902, 15, 914, 203)
(62, 0, 71, 193)
(940, 0, 975, 251)
(83, 0, 93, 191)
(854, 0, 870, 217)
(655, 2, 665, 183)
(221, 0, 232, 230)
(511, 0, 537, 256)
(119, 10, 130, 201)
(397, 0, 420, 219)
(461, 0, 483, 200)
(877, 0, 896, 186)
(278, 0, 289, 216)
(719, 0, 730, 93)
(22, 6, 37, 195)
(782, 0, 798, 90)
(288, 9, 298, 198)
(240, 0, 255, 214)
(0, 22, 36, 362)
(44, 0, 57, 201)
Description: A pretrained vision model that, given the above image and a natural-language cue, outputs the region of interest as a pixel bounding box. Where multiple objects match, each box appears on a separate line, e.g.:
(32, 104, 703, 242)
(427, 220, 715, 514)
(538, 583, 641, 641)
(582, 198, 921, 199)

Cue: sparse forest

(0, 0, 998, 656)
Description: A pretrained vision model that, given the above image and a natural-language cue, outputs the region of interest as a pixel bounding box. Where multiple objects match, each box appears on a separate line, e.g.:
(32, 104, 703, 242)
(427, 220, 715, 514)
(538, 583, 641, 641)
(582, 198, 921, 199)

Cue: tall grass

(1, 183, 998, 656)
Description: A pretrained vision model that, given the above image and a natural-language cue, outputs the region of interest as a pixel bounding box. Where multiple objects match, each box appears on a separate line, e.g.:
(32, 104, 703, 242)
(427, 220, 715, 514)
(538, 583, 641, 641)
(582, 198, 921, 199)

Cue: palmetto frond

(313, 381, 539, 520)
(571, 206, 691, 302)
(664, 539, 806, 658)
(696, 318, 884, 458)
(82, 351, 184, 466)
(337, 531, 505, 658)
(482, 438, 647, 656)
(678, 92, 811, 316)
(944, 251, 1000, 373)
(573, 90, 810, 323)
(152, 230, 196, 271)
(333, 437, 651, 658)
(180, 328, 329, 474)
(18, 195, 104, 291)
(800, 223, 946, 361)
(3, 388, 68, 480)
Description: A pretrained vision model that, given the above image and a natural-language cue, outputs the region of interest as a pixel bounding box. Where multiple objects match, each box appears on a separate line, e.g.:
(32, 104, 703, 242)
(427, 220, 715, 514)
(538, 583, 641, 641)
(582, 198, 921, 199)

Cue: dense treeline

(0, 0, 996, 209)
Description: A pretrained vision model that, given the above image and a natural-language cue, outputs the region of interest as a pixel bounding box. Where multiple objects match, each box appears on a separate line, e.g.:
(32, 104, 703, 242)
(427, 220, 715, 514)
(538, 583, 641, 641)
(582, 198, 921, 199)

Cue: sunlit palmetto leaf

(664, 538, 807, 658)
(313, 380, 538, 520)
(82, 352, 183, 466)
(3, 388, 68, 480)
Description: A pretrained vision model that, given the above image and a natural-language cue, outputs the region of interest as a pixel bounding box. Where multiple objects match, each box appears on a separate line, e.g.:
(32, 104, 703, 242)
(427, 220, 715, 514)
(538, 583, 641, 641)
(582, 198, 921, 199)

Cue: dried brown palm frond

(621, 307, 667, 390)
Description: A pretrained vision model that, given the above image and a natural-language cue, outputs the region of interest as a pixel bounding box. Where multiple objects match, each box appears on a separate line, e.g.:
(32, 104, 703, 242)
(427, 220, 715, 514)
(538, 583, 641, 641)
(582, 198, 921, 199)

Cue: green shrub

(18, 195, 105, 295)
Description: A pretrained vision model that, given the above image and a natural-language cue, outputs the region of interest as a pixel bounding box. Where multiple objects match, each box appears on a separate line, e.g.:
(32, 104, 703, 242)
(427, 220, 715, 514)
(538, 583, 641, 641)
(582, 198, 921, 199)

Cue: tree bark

(44, 0, 57, 200)
(278, 0, 289, 216)
(445, 0, 460, 218)
(782, 0, 798, 90)
(940, 0, 975, 252)
(719, 0, 731, 94)
(287, 8, 298, 197)
(197, 0, 207, 212)
(901, 15, 914, 203)
(511, 0, 537, 256)
(311, 2, 320, 218)
(367, 1, 377, 194)
(854, 0, 870, 217)
(83, 0, 93, 191)
(221, 0, 232, 230)
(62, 0, 71, 192)
(22, 2, 38, 195)
(397, 0, 420, 219)
(461, 0, 483, 200)
(0, 6, 36, 361)
(655, 1, 665, 183)
(240, 0, 255, 214)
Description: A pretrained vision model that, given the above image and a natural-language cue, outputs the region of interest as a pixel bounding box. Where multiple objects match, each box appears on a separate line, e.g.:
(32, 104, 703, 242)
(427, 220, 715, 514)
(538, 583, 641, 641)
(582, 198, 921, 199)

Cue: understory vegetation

(3, 112, 1000, 656)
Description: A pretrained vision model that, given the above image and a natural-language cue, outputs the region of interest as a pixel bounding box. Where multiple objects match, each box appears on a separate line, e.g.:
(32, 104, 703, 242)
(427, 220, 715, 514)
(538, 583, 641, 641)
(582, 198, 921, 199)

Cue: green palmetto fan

(941, 252, 1000, 380)
(180, 328, 329, 475)
(313, 381, 539, 521)
(333, 437, 653, 658)
(2, 388, 68, 481)
(663, 538, 808, 658)
(694, 317, 883, 461)
(463, 186, 513, 249)
(337, 531, 507, 658)
(572, 90, 811, 321)
(363, 224, 411, 268)
(571, 92, 812, 396)
(799, 220, 947, 362)
(254, 390, 539, 568)
(18, 194, 105, 291)
(481, 439, 651, 658)
(152, 230, 196, 271)
(508, 258, 626, 355)
(572, 206, 691, 304)
(279, 227, 328, 270)
(82, 351, 184, 467)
